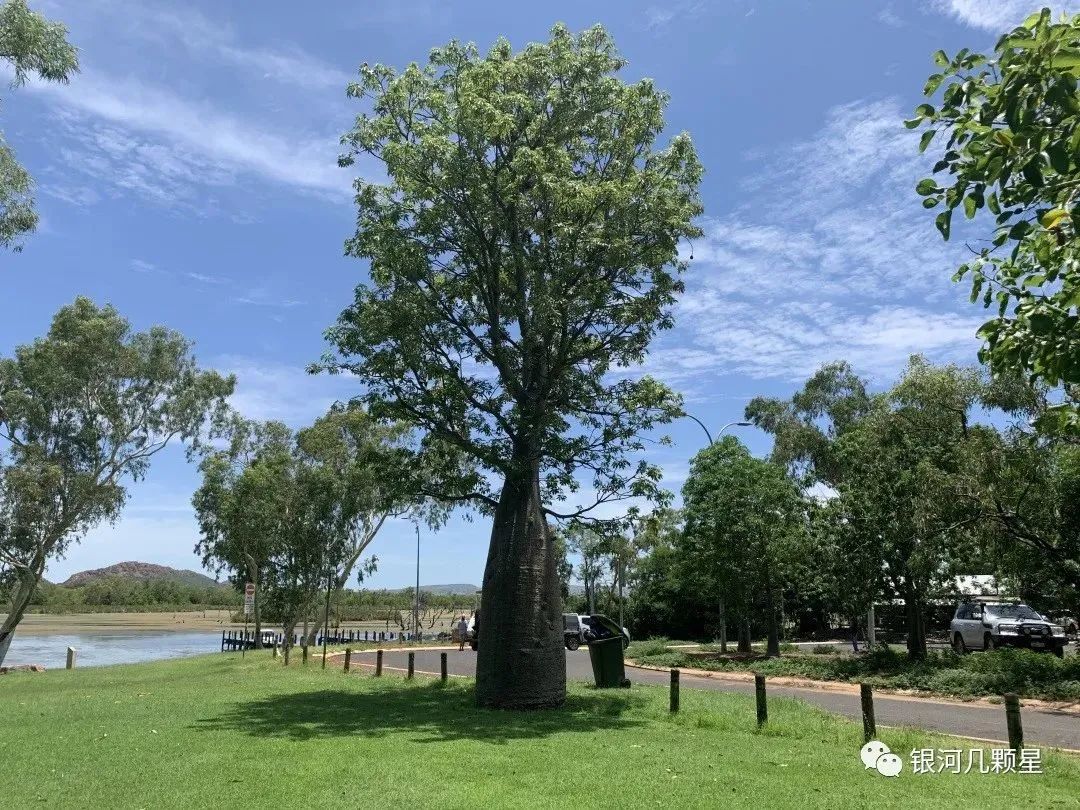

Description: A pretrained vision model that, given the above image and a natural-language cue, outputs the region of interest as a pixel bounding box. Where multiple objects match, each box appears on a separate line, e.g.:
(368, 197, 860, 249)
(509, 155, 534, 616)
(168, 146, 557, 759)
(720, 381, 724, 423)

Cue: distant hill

(61, 562, 221, 589)
(413, 584, 480, 596)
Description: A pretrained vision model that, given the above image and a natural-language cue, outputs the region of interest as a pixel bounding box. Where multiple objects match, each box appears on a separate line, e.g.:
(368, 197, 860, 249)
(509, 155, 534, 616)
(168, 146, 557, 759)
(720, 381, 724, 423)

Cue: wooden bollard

(66, 647, 76, 670)
(344, 648, 352, 672)
(860, 683, 876, 742)
(376, 649, 384, 676)
(755, 673, 767, 727)
(1005, 693, 1024, 751)
(407, 651, 415, 679)
(441, 652, 448, 682)
(302, 645, 308, 664)
(273, 638, 279, 659)
(669, 668, 680, 713)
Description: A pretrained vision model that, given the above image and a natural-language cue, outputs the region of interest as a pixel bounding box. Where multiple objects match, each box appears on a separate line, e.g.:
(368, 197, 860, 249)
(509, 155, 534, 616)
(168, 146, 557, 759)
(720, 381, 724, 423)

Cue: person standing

(456, 615, 469, 652)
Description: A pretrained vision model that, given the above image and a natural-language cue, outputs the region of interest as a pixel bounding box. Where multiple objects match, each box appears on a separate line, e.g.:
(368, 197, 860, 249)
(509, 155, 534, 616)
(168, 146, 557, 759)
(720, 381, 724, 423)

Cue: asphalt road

(347, 648, 1080, 751)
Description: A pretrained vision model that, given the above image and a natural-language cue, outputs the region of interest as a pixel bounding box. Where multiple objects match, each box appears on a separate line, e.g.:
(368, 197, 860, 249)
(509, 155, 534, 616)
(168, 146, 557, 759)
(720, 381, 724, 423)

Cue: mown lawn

(629, 639, 1080, 702)
(1, 653, 1077, 809)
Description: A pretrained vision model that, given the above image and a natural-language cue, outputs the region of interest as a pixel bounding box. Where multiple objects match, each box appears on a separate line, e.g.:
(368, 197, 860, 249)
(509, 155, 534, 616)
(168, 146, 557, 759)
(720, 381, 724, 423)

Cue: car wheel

(622, 637, 629, 650)
(469, 640, 477, 651)
(1053, 645, 1065, 659)
(984, 634, 995, 651)
(953, 634, 967, 655)
(565, 637, 580, 651)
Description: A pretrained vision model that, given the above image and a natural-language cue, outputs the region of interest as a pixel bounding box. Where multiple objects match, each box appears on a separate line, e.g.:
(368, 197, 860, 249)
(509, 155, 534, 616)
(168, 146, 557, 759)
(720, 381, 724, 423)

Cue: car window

(986, 605, 1041, 620)
(955, 605, 969, 620)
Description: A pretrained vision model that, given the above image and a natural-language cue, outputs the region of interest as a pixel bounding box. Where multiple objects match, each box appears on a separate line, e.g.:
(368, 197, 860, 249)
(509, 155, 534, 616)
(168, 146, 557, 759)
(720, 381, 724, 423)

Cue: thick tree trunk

(737, 616, 752, 653)
(904, 586, 927, 660)
(476, 458, 565, 709)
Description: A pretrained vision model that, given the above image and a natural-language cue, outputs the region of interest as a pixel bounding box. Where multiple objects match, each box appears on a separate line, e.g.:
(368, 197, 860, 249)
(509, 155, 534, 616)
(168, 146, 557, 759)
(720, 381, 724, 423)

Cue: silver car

(950, 602, 1067, 657)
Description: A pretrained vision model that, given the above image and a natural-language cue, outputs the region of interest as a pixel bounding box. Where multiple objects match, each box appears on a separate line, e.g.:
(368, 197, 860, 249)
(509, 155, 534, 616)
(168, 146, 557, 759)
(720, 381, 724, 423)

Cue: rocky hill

(61, 562, 221, 589)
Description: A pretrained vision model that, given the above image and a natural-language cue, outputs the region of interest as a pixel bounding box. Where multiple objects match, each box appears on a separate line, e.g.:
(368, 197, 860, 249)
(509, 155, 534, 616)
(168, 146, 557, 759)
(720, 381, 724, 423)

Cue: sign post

(243, 583, 255, 658)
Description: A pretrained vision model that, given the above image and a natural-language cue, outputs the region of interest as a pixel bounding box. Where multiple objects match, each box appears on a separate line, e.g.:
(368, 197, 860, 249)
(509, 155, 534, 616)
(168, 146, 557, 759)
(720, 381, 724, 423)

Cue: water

(2, 630, 222, 670)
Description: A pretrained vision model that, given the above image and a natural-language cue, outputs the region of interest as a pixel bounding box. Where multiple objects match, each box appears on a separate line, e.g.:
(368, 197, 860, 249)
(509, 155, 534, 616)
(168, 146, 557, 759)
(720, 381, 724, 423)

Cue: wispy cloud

(40, 0, 353, 90)
(931, 1, 1080, 31)
(214, 356, 357, 425)
(29, 75, 349, 203)
(643, 97, 984, 388)
(130, 258, 157, 273)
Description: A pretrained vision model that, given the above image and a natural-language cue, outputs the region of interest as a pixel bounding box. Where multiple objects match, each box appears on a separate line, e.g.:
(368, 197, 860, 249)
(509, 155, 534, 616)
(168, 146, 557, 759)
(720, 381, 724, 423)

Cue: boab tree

(320, 24, 701, 708)
(0, 298, 233, 665)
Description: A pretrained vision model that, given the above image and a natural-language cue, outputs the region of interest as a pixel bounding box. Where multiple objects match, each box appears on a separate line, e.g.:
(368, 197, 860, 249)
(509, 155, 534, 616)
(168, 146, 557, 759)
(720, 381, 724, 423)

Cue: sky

(0, 0, 1066, 587)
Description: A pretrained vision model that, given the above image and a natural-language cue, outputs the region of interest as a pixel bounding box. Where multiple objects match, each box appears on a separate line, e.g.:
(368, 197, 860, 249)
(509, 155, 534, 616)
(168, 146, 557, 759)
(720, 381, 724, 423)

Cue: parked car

(563, 613, 630, 650)
(950, 602, 1067, 657)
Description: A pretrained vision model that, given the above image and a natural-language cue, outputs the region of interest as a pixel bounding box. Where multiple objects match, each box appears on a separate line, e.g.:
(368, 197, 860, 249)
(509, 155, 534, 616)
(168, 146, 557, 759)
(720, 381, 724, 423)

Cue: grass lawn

(628, 639, 1080, 702)
(1, 654, 1078, 809)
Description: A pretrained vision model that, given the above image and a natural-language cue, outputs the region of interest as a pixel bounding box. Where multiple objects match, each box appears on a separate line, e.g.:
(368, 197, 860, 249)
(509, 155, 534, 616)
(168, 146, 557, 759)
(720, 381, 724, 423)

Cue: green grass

(627, 642, 1080, 702)
(1, 654, 1078, 809)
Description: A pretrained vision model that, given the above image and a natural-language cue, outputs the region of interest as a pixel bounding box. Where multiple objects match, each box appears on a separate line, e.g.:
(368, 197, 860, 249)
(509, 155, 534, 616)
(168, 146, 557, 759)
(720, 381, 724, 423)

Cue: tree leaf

(936, 210, 952, 241)
(933, 49, 949, 67)
(916, 178, 938, 195)
(1039, 208, 1071, 229)
(924, 74, 945, 96)
(1046, 143, 1071, 173)
(919, 129, 937, 153)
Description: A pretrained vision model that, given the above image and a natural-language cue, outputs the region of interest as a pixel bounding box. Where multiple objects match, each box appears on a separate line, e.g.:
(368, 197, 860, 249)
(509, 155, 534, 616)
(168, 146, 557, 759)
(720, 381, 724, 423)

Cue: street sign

(243, 582, 254, 616)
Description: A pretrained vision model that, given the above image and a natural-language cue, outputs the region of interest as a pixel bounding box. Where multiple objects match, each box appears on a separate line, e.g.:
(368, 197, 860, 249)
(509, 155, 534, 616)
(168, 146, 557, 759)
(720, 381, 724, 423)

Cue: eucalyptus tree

(0, 298, 233, 665)
(679, 437, 804, 657)
(1, 0, 79, 251)
(320, 24, 702, 708)
(911, 8, 1080, 434)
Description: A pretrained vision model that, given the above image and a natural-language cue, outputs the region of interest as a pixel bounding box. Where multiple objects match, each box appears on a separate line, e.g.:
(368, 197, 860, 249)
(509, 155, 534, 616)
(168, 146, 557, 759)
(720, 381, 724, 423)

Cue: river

(2, 630, 223, 669)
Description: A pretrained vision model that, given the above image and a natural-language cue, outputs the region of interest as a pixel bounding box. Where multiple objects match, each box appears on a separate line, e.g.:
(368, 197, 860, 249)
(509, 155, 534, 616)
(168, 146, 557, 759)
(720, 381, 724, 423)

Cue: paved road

(347, 648, 1080, 751)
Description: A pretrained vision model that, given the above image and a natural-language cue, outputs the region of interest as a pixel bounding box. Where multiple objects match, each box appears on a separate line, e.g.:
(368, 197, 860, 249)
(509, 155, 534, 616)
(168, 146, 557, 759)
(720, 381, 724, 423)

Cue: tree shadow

(195, 682, 648, 744)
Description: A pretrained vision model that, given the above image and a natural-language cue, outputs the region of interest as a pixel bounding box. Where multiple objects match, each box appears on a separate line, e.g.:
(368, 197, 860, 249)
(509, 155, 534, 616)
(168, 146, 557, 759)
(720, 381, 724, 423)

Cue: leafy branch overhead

(912, 7, 1080, 432)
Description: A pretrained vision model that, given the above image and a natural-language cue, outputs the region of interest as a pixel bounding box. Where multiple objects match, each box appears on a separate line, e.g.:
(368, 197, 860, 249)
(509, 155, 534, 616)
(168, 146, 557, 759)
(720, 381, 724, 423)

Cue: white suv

(950, 602, 1067, 657)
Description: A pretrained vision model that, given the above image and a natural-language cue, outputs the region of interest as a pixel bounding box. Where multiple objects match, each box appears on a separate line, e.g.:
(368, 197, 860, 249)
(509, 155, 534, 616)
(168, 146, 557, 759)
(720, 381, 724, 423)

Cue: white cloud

(649, 97, 984, 387)
(932, 1, 1080, 31)
(29, 73, 350, 201)
(215, 356, 357, 426)
(41, 0, 352, 90)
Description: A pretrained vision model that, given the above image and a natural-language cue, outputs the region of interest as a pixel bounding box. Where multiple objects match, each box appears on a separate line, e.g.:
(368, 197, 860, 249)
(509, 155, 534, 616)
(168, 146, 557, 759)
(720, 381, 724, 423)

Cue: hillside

(414, 584, 480, 596)
(61, 562, 221, 589)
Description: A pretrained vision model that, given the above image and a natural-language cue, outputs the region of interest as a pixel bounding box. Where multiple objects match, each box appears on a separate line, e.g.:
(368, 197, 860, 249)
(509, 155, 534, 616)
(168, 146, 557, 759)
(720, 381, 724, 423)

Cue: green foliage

(913, 8, 1080, 431)
(0, 0, 79, 251)
(633, 646, 1080, 701)
(319, 23, 702, 516)
(0, 298, 234, 659)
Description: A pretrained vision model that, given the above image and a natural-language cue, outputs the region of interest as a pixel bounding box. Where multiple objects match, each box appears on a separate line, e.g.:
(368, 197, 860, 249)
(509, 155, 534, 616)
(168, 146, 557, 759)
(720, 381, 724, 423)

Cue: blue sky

(0, 0, 1063, 587)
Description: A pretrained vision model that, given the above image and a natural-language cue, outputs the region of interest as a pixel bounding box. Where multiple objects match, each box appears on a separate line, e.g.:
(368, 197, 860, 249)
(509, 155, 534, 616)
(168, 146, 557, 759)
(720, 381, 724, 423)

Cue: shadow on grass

(195, 681, 648, 743)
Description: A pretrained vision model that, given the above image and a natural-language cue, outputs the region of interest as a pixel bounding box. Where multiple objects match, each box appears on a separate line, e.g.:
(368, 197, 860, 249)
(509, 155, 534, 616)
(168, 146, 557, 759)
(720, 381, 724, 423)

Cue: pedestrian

(456, 614, 469, 652)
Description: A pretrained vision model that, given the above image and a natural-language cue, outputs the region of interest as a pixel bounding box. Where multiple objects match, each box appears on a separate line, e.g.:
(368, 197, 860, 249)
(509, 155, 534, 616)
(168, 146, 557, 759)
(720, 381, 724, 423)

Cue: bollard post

(1005, 693, 1024, 752)
(441, 652, 448, 683)
(376, 649, 384, 677)
(273, 638, 279, 659)
(66, 647, 76, 670)
(860, 683, 876, 742)
(669, 668, 680, 713)
(755, 674, 767, 727)
(344, 648, 352, 673)
(408, 651, 415, 679)
(221, 630, 226, 652)
(302, 645, 308, 664)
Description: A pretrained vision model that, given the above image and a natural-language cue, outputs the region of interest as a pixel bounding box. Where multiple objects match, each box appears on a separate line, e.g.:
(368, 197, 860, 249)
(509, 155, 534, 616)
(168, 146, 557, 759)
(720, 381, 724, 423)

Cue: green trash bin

(587, 635, 631, 688)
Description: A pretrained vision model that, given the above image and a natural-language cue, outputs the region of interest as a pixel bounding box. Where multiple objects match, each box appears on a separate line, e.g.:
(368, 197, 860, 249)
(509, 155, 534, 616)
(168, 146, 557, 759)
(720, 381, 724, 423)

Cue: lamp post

(414, 526, 421, 642)
(684, 416, 752, 653)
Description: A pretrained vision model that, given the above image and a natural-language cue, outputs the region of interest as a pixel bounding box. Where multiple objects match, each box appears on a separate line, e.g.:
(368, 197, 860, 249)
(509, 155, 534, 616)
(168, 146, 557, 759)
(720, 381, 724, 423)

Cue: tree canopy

(0, 0, 79, 251)
(912, 8, 1080, 433)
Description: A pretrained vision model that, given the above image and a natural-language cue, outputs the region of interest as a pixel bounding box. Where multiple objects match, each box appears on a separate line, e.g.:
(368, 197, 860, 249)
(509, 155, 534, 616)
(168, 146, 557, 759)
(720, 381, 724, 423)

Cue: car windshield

(986, 605, 1042, 620)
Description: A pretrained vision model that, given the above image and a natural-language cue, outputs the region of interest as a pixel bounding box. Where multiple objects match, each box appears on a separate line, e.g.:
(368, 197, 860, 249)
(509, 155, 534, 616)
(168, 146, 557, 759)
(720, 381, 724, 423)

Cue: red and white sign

(243, 582, 255, 615)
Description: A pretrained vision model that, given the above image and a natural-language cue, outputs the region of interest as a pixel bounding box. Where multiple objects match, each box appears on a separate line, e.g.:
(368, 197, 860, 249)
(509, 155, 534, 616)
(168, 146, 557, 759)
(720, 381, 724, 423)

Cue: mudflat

(6, 611, 240, 634)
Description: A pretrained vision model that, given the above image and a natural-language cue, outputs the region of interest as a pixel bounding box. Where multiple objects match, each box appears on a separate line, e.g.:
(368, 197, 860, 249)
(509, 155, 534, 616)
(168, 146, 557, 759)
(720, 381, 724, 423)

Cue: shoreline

(5, 611, 242, 635)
